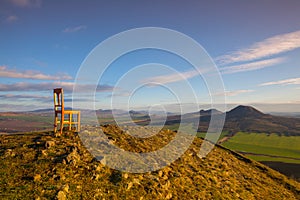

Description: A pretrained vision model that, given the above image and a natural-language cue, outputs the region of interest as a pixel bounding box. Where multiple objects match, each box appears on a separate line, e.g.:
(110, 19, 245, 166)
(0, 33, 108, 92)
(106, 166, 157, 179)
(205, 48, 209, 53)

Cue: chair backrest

(54, 88, 64, 113)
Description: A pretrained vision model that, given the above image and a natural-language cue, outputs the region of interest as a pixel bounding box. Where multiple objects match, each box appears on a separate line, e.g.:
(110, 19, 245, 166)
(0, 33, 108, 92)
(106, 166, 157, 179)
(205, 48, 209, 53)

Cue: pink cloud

(260, 77, 300, 86)
(10, 0, 41, 7)
(0, 66, 72, 80)
(216, 30, 300, 65)
(0, 81, 115, 93)
(63, 25, 87, 33)
(5, 15, 18, 23)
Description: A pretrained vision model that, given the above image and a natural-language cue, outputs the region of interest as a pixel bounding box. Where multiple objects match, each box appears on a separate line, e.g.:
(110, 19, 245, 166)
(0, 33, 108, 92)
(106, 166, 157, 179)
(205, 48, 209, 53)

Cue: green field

(197, 131, 229, 140)
(222, 132, 300, 163)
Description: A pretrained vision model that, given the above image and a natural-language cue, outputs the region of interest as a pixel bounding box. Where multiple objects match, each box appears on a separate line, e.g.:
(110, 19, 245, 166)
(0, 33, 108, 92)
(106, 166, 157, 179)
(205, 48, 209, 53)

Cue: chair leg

(69, 113, 72, 131)
(60, 113, 64, 134)
(54, 113, 58, 133)
(77, 112, 81, 132)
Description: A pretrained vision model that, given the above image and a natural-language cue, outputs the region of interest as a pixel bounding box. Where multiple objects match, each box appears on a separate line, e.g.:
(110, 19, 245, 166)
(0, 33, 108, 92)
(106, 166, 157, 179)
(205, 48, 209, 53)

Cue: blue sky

(1, 0, 300, 112)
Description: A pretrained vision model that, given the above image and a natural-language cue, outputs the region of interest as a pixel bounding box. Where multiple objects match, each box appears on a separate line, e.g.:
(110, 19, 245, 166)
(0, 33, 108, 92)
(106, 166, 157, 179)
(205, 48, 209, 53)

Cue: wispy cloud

(10, 0, 41, 7)
(0, 66, 72, 80)
(217, 30, 300, 65)
(5, 15, 18, 23)
(108, 91, 131, 98)
(0, 81, 115, 92)
(215, 89, 254, 97)
(0, 94, 50, 100)
(260, 77, 300, 86)
(63, 25, 87, 33)
(142, 70, 199, 85)
(220, 57, 285, 74)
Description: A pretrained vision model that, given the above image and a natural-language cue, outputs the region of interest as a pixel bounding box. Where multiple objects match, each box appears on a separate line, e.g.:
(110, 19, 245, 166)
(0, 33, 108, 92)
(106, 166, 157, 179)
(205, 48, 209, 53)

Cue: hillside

(224, 105, 300, 135)
(0, 125, 299, 199)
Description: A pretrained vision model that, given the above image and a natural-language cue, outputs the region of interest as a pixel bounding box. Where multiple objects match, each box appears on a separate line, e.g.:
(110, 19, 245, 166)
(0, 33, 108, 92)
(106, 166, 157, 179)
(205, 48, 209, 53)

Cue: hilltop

(0, 125, 299, 199)
(224, 105, 300, 135)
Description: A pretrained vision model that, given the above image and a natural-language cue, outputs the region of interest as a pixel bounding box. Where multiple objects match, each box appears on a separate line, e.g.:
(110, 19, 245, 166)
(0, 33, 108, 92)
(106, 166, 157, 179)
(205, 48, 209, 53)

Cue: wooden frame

(53, 88, 80, 133)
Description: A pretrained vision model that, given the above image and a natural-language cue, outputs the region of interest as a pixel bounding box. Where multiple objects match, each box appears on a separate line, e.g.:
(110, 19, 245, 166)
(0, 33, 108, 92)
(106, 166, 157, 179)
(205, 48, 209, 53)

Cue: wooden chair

(53, 88, 80, 133)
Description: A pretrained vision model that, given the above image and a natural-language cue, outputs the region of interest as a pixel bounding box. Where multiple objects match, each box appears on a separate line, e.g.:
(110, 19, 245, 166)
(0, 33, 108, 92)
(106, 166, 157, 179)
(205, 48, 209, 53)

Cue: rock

(61, 184, 69, 193)
(166, 193, 172, 199)
(123, 173, 129, 179)
(34, 174, 41, 182)
(4, 149, 15, 157)
(65, 148, 80, 165)
(158, 170, 163, 177)
(161, 180, 170, 189)
(95, 164, 102, 172)
(109, 171, 122, 185)
(56, 190, 66, 200)
(127, 182, 133, 190)
(132, 178, 140, 185)
(41, 150, 47, 156)
(45, 140, 55, 149)
(76, 185, 82, 190)
(92, 174, 100, 181)
(54, 132, 61, 138)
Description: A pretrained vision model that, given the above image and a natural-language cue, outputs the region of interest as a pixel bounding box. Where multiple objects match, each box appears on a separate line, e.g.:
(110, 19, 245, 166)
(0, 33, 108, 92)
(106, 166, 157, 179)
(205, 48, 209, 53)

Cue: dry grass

(0, 125, 299, 199)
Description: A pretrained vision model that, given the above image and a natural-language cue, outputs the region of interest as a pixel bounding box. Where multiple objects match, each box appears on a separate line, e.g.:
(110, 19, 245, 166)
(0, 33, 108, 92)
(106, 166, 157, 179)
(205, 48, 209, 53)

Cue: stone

(166, 193, 172, 199)
(56, 191, 66, 200)
(41, 150, 47, 156)
(61, 184, 69, 193)
(123, 173, 129, 179)
(4, 149, 15, 157)
(34, 174, 41, 182)
(127, 182, 133, 190)
(158, 170, 163, 177)
(66, 148, 80, 165)
(45, 140, 55, 149)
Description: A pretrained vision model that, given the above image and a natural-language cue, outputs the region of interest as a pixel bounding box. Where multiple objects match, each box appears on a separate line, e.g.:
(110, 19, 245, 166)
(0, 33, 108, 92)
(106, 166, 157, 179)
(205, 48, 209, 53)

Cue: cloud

(5, 15, 18, 23)
(0, 81, 115, 93)
(225, 89, 254, 96)
(63, 25, 87, 33)
(142, 70, 199, 85)
(260, 77, 300, 86)
(10, 0, 41, 7)
(107, 90, 132, 98)
(220, 57, 285, 74)
(0, 66, 72, 80)
(0, 94, 50, 100)
(217, 30, 300, 65)
(0, 103, 42, 112)
(215, 89, 254, 97)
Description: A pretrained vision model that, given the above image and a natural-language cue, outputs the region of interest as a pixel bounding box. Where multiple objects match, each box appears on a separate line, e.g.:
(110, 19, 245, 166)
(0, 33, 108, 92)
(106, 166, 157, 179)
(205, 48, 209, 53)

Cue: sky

(1, 0, 300, 113)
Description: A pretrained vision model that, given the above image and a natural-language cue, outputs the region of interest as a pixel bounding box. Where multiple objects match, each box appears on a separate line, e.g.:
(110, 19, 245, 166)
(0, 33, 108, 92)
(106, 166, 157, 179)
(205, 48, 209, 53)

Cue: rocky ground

(0, 125, 299, 199)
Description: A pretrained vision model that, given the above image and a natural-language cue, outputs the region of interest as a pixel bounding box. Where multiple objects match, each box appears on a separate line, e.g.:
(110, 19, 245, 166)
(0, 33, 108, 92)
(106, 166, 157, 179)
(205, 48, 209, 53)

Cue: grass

(222, 132, 300, 163)
(197, 131, 230, 140)
(0, 127, 299, 199)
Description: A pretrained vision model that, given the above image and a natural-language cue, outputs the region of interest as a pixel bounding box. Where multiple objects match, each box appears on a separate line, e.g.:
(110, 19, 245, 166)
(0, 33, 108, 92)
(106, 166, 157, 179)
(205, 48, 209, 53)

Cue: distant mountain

(226, 105, 265, 119)
(30, 108, 54, 113)
(214, 105, 300, 135)
(163, 105, 300, 136)
(3, 105, 300, 135)
(200, 108, 223, 116)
